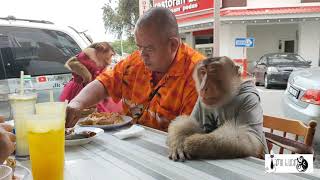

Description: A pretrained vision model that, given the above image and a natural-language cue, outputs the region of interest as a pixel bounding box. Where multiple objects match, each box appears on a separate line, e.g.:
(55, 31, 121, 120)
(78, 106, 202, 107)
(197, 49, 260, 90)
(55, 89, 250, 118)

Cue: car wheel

(264, 74, 271, 89)
(255, 79, 260, 86)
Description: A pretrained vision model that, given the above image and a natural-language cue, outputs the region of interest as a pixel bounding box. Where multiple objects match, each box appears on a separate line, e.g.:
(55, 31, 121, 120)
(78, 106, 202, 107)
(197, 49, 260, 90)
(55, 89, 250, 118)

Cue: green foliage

(111, 37, 137, 55)
(102, 0, 139, 40)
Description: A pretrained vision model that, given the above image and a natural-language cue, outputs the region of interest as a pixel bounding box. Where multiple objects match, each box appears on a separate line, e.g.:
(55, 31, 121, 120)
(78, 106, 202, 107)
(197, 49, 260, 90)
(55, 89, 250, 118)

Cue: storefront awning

(221, 6, 320, 16)
(177, 6, 320, 24)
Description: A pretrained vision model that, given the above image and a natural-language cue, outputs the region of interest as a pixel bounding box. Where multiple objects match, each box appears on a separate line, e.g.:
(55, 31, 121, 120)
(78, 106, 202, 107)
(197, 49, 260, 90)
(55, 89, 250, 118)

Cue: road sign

(235, 38, 255, 48)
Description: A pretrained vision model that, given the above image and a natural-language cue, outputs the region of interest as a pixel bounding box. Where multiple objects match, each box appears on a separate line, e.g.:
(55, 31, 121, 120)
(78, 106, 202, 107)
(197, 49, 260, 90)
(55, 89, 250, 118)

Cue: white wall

(246, 24, 299, 71)
(220, 24, 247, 59)
(247, 0, 301, 8)
(299, 22, 320, 67)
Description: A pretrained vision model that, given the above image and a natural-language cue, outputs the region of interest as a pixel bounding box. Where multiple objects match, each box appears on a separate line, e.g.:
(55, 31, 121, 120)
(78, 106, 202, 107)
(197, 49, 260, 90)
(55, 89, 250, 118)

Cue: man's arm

(65, 80, 108, 127)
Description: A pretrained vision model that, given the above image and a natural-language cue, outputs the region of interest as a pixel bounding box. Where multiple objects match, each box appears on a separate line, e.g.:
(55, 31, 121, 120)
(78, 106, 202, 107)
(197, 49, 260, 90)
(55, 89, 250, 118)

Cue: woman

(60, 42, 122, 113)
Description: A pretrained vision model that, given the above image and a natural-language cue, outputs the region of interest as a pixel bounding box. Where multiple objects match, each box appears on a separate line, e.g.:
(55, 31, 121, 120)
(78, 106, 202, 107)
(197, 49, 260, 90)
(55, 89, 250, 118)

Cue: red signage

(153, 0, 213, 16)
(37, 76, 48, 83)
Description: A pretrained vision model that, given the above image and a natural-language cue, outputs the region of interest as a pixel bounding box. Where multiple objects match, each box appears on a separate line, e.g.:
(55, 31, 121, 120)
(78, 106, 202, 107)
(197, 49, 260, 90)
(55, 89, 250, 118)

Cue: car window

(0, 26, 82, 79)
(258, 56, 266, 65)
(267, 54, 307, 65)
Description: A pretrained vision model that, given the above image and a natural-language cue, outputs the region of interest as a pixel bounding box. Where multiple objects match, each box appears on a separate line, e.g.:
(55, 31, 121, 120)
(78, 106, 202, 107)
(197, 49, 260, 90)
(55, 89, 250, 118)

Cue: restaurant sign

(153, 0, 214, 16)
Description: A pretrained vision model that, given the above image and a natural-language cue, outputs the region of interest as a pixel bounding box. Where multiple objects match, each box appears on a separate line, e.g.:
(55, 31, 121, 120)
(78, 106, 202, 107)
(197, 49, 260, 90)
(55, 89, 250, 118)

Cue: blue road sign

(235, 38, 255, 48)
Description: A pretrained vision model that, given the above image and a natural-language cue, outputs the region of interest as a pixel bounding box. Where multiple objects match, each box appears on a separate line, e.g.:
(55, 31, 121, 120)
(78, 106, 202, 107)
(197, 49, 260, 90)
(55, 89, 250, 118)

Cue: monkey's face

(194, 57, 241, 107)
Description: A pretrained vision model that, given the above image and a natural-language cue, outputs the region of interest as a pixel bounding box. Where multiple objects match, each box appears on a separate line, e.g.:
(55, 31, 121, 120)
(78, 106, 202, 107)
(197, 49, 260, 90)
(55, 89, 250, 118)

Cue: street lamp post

(214, 0, 221, 57)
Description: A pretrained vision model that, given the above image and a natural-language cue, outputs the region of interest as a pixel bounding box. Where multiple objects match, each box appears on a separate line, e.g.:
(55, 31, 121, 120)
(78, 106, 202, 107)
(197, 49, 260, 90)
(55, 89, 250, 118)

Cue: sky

(0, 0, 118, 42)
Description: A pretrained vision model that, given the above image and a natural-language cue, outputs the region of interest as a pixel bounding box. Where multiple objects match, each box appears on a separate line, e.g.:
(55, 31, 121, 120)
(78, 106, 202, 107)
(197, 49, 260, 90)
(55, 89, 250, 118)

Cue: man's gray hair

(135, 7, 179, 39)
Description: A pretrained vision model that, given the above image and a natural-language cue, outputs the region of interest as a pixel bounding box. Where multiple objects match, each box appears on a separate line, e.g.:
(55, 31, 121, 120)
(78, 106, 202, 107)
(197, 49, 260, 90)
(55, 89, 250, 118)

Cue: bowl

(0, 165, 12, 180)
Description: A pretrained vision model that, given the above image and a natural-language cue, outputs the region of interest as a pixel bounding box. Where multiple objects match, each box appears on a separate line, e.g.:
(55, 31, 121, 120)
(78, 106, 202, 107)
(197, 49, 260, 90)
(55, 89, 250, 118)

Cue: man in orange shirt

(66, 7, 205, 131)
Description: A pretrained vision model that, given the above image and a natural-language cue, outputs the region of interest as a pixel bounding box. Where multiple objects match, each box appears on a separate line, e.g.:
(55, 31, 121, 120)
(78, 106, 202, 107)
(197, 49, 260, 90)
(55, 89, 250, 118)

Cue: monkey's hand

(183, 122, 264, 159)
(167, 115, 203, 161)
(183, 133, 208, 159)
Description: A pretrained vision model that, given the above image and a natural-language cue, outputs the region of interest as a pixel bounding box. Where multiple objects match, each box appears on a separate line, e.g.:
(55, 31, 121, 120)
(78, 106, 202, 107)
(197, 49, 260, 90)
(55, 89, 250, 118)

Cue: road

(257, 86, 286, 118)
(257, 86, 320, 169)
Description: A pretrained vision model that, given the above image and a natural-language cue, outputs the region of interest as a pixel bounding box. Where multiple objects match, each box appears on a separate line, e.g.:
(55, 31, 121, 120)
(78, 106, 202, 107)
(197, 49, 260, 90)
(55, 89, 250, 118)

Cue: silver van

(0, 16, 91, 120)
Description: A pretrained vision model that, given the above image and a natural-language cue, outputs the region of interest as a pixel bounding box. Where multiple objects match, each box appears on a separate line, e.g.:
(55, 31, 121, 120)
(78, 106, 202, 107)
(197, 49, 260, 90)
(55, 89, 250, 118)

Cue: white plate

(65, 127, 104, 146)
(78, 115, 132, 130)
(14, 164, 32, 180)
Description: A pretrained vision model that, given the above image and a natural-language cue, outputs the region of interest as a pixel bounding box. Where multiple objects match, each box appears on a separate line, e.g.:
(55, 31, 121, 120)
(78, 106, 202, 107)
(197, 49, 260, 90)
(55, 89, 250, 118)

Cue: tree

(102, 0, 154, 55)
(111, 39, 137, 55)
(102, 0, 139, 40)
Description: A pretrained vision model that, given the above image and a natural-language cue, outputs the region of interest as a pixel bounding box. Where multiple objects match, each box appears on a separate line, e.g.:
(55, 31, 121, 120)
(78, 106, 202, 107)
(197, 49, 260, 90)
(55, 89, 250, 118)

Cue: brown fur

(167, 115, 203, 161)
(65, 57, 92, 84)
(167, 57, 264, 161)
(183, 121, 263, 159)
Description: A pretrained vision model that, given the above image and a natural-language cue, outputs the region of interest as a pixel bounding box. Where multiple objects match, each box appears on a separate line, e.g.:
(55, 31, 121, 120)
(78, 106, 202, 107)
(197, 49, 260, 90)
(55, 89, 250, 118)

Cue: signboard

(37, 76, 48, 83)
(139, 0, 151, 16)
(235, 38, 255, 48)
(153, 0, 214, 16)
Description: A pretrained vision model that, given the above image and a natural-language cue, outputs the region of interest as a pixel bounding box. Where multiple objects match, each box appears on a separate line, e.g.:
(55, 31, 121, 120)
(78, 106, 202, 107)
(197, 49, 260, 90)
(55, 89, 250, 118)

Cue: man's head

(193, 56, 242, 108)
(134, 7, 180, 72)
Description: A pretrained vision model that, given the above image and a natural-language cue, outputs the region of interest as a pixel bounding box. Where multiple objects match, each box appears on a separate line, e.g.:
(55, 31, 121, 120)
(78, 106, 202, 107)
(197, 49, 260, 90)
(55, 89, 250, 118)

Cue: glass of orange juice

(27, 102, 66, 180)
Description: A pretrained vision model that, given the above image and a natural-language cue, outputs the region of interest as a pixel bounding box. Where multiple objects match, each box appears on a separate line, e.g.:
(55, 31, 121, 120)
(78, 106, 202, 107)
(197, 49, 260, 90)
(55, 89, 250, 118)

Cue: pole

(213, 0, 221, 57)
(120, 29, 124, 56)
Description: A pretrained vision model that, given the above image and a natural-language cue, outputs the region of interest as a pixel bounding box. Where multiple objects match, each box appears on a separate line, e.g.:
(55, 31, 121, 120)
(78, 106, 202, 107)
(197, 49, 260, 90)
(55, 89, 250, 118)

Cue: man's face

(135, 26, 177, 72)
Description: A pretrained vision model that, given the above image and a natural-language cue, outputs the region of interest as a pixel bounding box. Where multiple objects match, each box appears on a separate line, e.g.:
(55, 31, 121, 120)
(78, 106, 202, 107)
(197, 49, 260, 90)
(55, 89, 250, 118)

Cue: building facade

(153, 0, 320, 71)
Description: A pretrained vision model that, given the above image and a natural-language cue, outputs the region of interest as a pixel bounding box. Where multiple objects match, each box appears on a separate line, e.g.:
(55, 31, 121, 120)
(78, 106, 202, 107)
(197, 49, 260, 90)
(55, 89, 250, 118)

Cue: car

(0, 16, 92, 120)
(253, 53, 311, 89)
(282, 67, 320, 152)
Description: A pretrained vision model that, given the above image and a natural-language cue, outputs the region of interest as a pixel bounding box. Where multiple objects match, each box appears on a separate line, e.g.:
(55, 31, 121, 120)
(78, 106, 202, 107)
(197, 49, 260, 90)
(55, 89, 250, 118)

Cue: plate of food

(65, 127, 104, 146)
(4, 157, 32, 180)
(78, 112, 132, 130)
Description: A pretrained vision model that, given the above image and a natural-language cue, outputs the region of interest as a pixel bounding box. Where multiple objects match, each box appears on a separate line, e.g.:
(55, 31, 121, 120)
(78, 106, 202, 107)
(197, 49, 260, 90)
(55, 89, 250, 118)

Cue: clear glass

(27, 101, 66, 180)
(27, 113, 65, 180)
(8, 93, 37, 158)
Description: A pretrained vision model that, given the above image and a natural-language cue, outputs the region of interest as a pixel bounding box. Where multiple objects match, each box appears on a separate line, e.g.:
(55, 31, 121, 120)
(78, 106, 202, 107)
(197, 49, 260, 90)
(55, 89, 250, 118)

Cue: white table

(20, 126, 320, 180)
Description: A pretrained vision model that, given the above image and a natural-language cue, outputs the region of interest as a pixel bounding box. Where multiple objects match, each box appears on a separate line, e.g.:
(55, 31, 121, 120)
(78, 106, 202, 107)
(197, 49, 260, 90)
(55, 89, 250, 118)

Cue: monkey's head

(193, 56, 242, 108)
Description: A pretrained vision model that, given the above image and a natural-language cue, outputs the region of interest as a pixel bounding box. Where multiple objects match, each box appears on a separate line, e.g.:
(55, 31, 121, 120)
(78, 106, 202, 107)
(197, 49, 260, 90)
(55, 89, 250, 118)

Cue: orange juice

(27, 114, 65, 180)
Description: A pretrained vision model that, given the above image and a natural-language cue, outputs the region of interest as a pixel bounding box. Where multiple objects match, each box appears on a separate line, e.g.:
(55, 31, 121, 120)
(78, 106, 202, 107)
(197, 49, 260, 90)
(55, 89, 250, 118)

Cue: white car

(0, 16, 91, 119)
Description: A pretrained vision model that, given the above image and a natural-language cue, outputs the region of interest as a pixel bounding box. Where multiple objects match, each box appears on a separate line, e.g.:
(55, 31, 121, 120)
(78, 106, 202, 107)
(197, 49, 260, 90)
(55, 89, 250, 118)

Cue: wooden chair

(263, 115, 317, 154)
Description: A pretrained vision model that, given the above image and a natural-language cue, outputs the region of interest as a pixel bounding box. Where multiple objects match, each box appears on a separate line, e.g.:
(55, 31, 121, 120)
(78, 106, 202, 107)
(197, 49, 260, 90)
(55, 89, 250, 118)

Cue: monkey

(167, 56, 268, 161)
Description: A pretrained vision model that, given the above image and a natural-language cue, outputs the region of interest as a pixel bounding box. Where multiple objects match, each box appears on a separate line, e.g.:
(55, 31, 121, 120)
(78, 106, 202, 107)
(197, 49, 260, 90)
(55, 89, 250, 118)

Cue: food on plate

(4, 157, 22, 180)
(65, 129, 96, 140)
(80, 107, 97, 118)
(79, 112, 124, 126)
(4, 157, 16, 170)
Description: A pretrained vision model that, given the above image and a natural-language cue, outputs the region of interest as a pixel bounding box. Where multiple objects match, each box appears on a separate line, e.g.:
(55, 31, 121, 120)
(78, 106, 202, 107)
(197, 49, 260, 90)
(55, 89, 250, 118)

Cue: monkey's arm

(183, 92, 266, 159)
(167, 115, 204, 161)
(183, 122, 264, 159)
(65, 56, 92, 84)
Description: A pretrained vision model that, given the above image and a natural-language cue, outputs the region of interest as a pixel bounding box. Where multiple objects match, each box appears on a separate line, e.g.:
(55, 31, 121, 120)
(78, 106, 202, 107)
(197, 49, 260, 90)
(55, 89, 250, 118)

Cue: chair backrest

(263, 115, 317, 154)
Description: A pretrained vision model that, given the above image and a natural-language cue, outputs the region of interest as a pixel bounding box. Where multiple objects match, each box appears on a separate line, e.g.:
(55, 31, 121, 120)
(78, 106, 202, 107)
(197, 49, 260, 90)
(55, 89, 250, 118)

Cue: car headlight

(267, 67, 278, 73)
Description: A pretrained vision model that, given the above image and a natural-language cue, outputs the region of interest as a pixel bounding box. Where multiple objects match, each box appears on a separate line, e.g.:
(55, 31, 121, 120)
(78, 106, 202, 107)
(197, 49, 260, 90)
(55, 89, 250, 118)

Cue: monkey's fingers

(177, 149, 186, 162)
(171, 149, 179, 161)
(168, 149, 173, 160)
(185, 152, 192, 160)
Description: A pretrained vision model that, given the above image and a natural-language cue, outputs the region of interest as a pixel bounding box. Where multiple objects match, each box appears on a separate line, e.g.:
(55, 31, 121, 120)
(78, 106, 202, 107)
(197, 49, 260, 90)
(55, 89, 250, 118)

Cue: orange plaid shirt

(96, 43, 205, 131)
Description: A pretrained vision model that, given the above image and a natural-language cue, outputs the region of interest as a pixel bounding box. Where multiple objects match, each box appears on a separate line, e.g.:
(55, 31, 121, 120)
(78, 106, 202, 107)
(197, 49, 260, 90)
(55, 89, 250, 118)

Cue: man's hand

(0, 117, 16, 164)
(65, 101, 84, 128)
